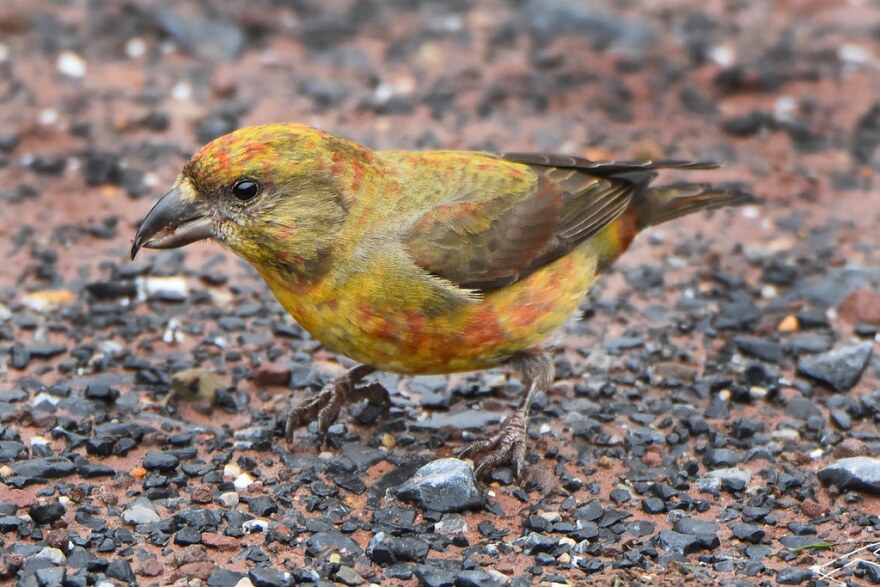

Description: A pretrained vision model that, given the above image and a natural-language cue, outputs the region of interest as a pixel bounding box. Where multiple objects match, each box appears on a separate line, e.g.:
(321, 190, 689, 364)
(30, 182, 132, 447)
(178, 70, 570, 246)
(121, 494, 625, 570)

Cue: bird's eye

(232, 179, 259, 201)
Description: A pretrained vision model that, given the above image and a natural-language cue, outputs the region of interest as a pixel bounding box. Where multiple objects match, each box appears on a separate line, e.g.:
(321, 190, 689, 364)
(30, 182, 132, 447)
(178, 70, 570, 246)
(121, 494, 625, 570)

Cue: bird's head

(132, 123, 375, 274)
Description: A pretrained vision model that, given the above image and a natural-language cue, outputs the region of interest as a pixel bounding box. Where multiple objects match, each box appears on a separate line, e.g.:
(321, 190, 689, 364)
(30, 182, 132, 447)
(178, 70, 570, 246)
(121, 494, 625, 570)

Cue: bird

(131, 123, 755, 480)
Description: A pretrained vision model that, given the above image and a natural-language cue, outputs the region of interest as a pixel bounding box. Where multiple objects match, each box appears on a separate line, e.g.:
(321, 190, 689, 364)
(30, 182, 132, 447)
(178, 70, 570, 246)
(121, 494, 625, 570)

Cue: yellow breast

(260, 243, 598, 375)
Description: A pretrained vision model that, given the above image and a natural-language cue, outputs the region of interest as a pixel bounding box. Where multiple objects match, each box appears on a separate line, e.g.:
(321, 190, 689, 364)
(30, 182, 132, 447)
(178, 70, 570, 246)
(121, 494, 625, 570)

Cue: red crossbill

(132, 124, 754, 479)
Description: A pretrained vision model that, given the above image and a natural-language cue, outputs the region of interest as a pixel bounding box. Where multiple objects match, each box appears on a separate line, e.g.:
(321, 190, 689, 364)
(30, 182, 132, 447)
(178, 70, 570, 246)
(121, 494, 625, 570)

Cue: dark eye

(232, 179, 259, 201)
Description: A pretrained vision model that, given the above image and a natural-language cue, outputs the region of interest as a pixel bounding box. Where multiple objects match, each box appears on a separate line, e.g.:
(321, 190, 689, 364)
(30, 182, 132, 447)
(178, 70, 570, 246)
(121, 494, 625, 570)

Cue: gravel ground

(1, 1, 880, 586)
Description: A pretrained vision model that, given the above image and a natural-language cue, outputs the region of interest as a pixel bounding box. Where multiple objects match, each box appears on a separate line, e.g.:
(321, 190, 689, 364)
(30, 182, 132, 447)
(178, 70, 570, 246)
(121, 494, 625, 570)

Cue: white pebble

(219, 492, 239, 508)
(33, 547, 66, 565)
(539, 511, 562, 523)
(740, 205, 759, 219)
(38, 108, 59, 125)
(96, 340, 124, 355)
(373, 83, 393, 103)
(242, 518, 267, 533)
(142, 172, 161, 187)
(774, 96, 798, 123)
(234, 472, 254, 490)
(223, 463, 241, 479)
(761, 285, 778, 299)
(748, 386, 767, 400)
(772, 429, 801, 443)
(125, 37, 147, 59)
(839, 43, 871, 65)
(140, 276, 188, 299)
(709, 45, 735, 67)
(57, 51, 87, 78)
(33, 393, 60, 406)
(171, 81, 192, 100)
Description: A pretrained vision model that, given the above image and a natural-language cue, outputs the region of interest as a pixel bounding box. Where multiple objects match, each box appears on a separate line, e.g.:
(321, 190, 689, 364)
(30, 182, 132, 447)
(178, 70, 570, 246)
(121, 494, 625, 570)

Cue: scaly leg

(458, 351, 555, 480)
(285, 364, 386, 441)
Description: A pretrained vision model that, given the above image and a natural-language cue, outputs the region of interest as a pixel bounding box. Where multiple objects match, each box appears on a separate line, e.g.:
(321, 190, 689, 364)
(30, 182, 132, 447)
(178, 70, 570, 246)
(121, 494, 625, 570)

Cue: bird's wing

(404, 153, 716, 291)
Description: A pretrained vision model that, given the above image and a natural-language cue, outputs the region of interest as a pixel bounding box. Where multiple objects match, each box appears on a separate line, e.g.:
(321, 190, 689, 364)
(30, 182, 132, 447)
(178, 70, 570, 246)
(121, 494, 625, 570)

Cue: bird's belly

(264, 247, 598, 375)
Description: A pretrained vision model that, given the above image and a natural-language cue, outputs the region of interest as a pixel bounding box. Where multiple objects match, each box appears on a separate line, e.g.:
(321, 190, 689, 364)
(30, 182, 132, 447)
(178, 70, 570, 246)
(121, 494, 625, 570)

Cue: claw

(458, 411, 528, 481)
(284, 365, 381, 443)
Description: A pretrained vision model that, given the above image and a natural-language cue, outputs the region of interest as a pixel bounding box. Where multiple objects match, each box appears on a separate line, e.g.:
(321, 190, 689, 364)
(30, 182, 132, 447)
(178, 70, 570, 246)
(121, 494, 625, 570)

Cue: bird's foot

(458, 410, 528, 481)
(285, 366, 385, 442)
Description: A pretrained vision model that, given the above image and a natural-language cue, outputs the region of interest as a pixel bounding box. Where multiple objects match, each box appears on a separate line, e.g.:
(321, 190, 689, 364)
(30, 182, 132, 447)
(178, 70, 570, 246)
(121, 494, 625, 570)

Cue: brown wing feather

(404, 172, 565, 289)
(405, 153, 721, 291)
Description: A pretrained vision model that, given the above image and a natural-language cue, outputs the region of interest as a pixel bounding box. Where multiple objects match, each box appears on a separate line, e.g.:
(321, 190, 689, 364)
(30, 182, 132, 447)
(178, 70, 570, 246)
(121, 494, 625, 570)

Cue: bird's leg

(285, 364, 384, 441)
(458, 351, 555, 481)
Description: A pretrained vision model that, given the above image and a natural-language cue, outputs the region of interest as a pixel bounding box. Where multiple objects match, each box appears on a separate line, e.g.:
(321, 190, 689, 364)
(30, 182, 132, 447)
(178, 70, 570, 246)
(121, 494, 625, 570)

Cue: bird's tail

(638, 182, 757, 228)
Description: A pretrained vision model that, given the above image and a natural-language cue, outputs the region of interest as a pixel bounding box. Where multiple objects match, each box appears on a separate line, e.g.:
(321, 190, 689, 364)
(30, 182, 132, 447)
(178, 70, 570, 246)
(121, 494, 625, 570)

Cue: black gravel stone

(153, 7, 246, 60)
(673, 517, 718, 536)
(522, 532, 558, 555)
(776, 566, 812, 584)
(249, 567, 293, 587)
(830, 409, 852, 430)
(735, 337, 784, 362)
(84, 384, 119, 402)
(797, 342, 873, 392)
(779, 535, 826, 550)
(0, 502, 17, 515)
(82, 151, 122, 186)
(106, 559, 136, 583)
(852, 102, 880, 164)
(367, 531, 429, 565)
(85, 281, 137, 300)
(657, 530, 703, 554)
(789, 333, 833, 355)
(28, 502, 65, 525)
(858, 560, 880, 583)
(305, 530, 362, 557)
(248, 495, 278, 517)
(142, 451, 180, 472)
(414, 564, 456, 587)
(818, 457, 880, 494)
(174, 526, 203, 545)
(703, 449, 740, 469)
(26, 344, 67, 360)
(721, 110, 774, 137)
(787, 522, 816, 535)
(208, 568, 247, 587)
(393, 458, 484, 512)
(67, 546, 107, 571)
(0, 516, 27, 532)
(85, 436, 115, 457)
(178, 508, 221, 532)
(714, 300, 761, 330)
(785, 397, 822, 421)
(705, 394, 730, 420)
(33, 566, 65, 585)
(641, 497, 666, 514)
(454, 569, 508, 587)
(731, 523, 766, 543)
(625, 265, 664, 290)
(671, 518, 720, 550)
(0, 441, 27, 461)
(12, 457, 76, 480)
